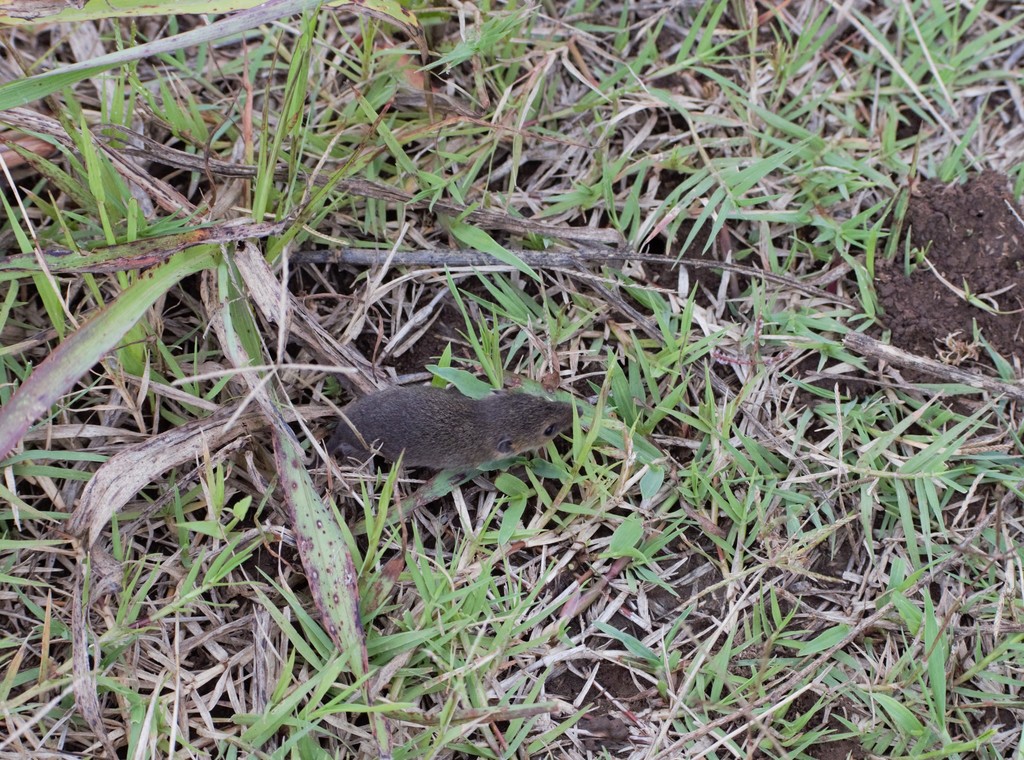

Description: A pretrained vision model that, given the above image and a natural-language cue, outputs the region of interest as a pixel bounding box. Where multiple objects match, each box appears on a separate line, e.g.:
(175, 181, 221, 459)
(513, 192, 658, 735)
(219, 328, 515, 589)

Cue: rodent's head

(481, 393, 574, 459)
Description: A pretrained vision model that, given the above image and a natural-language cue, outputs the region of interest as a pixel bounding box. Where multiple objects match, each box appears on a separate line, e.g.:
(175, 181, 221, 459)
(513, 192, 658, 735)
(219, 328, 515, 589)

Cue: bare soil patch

(875, 171, 1024, 366)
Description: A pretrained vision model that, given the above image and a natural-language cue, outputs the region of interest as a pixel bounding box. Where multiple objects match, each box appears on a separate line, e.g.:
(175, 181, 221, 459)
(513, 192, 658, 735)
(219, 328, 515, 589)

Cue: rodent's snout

(489, 398, 572, 459)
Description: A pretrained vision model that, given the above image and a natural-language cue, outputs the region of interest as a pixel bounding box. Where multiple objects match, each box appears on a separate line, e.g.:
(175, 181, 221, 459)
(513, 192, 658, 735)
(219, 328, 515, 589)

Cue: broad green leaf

(445, 219, 538, 280)
(0, 246, 218, 464)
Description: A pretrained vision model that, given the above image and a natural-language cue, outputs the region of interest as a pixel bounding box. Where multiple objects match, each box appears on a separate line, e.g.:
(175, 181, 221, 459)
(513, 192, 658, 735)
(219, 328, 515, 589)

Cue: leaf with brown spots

(273, 427, 393, 757)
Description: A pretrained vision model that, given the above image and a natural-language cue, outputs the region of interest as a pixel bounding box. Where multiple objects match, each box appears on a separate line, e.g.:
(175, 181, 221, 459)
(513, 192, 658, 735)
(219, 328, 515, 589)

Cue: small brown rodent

(328, 386, 573, 470)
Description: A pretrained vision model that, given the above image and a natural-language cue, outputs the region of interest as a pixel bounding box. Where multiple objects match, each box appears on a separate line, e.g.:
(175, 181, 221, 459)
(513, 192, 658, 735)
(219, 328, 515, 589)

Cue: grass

(1, 0, 1024, 758)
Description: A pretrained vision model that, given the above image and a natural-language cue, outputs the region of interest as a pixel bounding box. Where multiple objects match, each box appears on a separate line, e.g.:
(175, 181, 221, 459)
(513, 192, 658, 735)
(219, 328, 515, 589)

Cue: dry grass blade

(0, 108, 193, 214)
(70, 561, 117, 759)
(65, 403, 300, 547)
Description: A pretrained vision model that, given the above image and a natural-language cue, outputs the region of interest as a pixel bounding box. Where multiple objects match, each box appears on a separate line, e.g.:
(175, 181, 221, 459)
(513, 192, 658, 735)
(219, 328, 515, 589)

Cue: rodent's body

(328, 386, 572, 470)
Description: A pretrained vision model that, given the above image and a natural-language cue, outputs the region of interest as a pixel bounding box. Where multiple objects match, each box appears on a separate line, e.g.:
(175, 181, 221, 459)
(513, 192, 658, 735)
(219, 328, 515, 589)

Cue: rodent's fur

(328, 386, 573, 469)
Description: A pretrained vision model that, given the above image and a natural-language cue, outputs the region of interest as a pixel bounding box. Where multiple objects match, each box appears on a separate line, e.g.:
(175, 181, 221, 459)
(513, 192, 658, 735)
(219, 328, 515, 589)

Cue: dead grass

(2, 1, 1024, 758)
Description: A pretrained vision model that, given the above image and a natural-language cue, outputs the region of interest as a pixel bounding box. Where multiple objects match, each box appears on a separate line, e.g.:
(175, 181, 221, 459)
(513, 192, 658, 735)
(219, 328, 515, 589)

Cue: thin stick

(843, 332, 1024, 401)
(292, 247, 854, 305)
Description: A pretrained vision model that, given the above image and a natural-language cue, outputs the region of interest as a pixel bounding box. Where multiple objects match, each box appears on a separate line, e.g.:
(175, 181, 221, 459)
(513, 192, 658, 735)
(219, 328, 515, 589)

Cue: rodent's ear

(496, 438, 515, 455)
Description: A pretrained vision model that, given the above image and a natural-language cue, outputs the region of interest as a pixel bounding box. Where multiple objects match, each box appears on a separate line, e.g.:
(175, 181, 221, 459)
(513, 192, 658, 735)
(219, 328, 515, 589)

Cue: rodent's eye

(543, 423, 559, 437)
(496, 438, 514, 454)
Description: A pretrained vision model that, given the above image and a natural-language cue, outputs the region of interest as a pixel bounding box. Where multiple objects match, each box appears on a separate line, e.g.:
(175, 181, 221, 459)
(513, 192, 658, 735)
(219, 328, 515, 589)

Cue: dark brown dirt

(875, 171, 1024, 365)
(546, 667, 639, 755)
